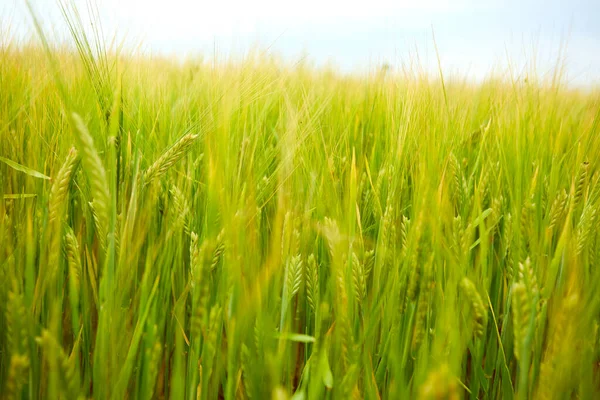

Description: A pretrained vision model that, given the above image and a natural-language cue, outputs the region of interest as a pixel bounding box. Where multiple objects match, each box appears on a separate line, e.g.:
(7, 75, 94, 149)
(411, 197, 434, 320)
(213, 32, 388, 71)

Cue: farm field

(1, 10, 600, 400)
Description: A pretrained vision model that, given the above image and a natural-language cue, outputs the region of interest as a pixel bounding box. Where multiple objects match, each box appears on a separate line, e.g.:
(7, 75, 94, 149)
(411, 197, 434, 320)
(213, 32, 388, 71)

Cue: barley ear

(190, 238, 214, 337)
(351, 251, 366, 305)
(547, 189, 568, 232)
(286, 254, 303, 299)
(573, 161, 589, 209)
(460, 277, 488, 339)
(144, 132, 199, 184)
(576, 203, 596, 256)
(5, 354, 30, 400)
(306, 254, 319, 312)
(6, 289, 29, 354)
(511, 282, 531, 361)
(419, 364, 459, 400)
(65, 228, 82, 313)
(70, 112, 110, 241)
(36, 330, 80, 398)
(48, 147, 79, 224)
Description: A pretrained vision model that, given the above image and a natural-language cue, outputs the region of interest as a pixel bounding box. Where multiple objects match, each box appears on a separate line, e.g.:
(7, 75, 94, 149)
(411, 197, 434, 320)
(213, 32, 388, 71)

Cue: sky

(2, 0, 599, 85)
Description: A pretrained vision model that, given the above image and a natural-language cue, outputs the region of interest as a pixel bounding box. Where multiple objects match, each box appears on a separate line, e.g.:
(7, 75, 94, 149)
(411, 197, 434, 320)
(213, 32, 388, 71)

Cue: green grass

(1, 6, 600, 399)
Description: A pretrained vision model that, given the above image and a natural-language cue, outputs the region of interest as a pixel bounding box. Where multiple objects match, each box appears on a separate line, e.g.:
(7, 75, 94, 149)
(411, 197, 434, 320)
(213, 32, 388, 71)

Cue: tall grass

(1, 5, 600, 399)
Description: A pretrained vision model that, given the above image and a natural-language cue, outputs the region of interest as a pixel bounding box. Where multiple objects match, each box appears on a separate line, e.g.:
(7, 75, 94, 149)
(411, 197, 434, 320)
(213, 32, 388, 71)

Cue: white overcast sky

(2, 0, 599, 85)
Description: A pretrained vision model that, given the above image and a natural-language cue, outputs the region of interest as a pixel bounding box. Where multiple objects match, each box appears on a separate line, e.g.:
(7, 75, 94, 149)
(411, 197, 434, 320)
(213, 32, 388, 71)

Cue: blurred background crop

(2, 0, 599, 86)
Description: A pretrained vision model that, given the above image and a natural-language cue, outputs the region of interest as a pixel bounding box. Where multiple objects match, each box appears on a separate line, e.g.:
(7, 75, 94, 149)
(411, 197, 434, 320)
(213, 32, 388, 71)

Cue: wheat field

(1, 6, 600, 400)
